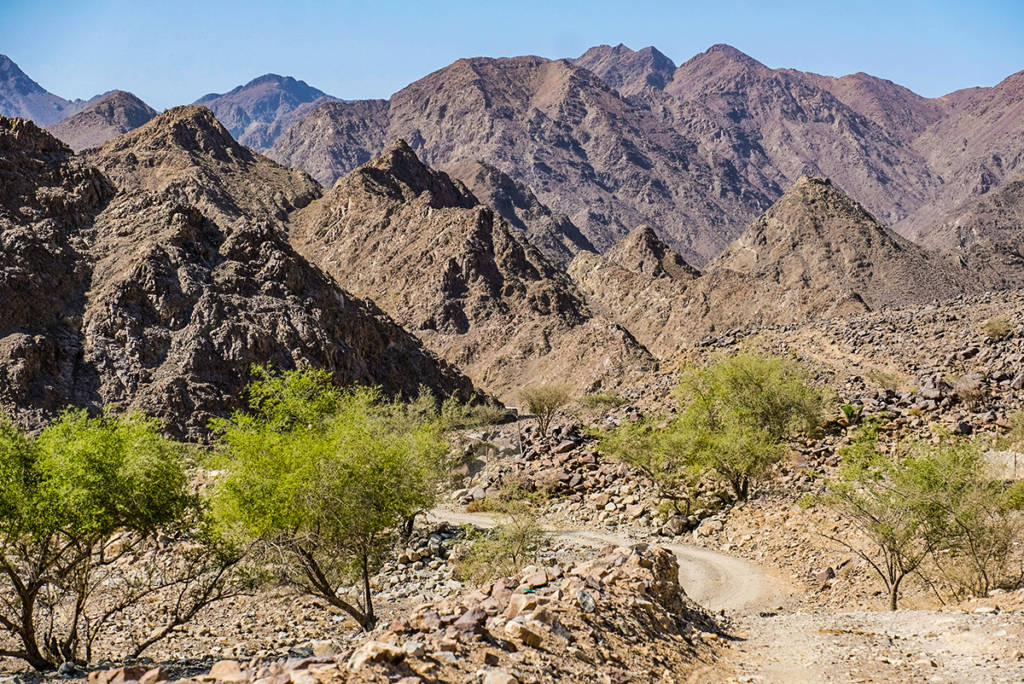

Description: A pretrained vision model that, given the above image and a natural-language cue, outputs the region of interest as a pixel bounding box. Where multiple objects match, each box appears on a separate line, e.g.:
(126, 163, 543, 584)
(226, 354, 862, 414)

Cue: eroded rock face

(46, 90, 157, 152)
(290, 140, 656, 399)
(1, 113, 479, 438)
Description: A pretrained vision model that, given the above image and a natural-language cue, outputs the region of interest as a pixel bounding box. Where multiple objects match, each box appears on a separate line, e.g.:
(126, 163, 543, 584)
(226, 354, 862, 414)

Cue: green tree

(673, 353, 823, 500)
(596, 416, 704, 516)
(0, 411, 236, 671)
(520, 384, 572, 438)
(208, 368, 448, 631)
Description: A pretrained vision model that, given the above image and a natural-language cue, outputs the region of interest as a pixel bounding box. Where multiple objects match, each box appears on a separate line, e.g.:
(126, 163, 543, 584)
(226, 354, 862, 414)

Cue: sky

(1, 0, 1022, 110)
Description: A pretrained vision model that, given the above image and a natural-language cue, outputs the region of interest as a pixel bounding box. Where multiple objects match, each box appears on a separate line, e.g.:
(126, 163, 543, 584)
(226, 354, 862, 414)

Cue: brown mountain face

(289, 140, 656, 398)
(46, 90, 157, 151)
(194, 74, 336, 150)
(568, 227, 695, 358)
(682, 177, 975, 332)
(571, 44, 676, 98)
(0, 112, 478, 438)
(269, 54, 775, 263)
(267, 44, 1024, 264)
(444, 159, 594, 266)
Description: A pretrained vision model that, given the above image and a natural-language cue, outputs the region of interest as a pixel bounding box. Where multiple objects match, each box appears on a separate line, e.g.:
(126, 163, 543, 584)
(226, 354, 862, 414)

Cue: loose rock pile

(88, 544, 721, 683)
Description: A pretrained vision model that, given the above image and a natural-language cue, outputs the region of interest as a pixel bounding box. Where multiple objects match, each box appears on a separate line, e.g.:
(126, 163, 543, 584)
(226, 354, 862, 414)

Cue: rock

(453, 606, 488, 635)
(310, 639, 339, 657)
(505, 593, 539, 619)
(347, 641, 406, 671)
(483, 671, 519, 684)
(207, 661, 247, 682)
(576, 589, 597, 614)
(504, 618, 544, 647)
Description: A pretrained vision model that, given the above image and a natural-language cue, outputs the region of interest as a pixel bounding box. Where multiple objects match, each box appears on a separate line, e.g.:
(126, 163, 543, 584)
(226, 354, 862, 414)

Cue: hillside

(46, 90, 157, 151)
(289, 140, 656, 397)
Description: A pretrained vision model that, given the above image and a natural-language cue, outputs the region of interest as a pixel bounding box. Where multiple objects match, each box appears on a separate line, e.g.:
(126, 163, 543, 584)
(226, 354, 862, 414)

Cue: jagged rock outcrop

(46, 90, 157, 151)
(446, 159, 594, 267)
(604, 224, 701, 281)
(194, 74, 336, 149)
(0, 113, 478, 437)
(290, 140, 656, 398)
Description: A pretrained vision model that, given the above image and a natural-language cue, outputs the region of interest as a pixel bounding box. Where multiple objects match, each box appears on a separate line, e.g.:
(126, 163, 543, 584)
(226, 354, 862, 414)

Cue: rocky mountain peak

(46, 90, 157, 151)
(605, 224, 700, 281)
(353, 139, 477, 209)
(572, 44, 676, 94)
(0, 54, 77, 125)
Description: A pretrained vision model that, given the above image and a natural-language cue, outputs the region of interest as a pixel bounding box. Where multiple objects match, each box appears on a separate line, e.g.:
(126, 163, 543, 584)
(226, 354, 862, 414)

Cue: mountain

(269, 54, 776, 263)
(0, 111, 478, 438)
(571, 44, 676, 98)
(46, 90, 157, 151)
(289, 140, 656, 398)
(568, 227, 695, 358)
(444, 159, 594, 266)
(681, 177, 975, 332)
(0, 54, 83, 125)
(268, 44, 1024, 265)
(194, 74, 336, 149)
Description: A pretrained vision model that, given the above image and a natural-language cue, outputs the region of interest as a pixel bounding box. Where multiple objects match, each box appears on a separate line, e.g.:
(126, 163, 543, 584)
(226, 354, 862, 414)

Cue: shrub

(595, 416, 704, 516)
(520, 384, 572, 438)
(672, 353, 823, 500)
(581, 391, 628, 409)
(208, 367, 448, 631)
(0, 411, 238, 670)
(983, 315, 1014, 341)
(823, 423, 1024, 608)
(454, 494, 547, 584)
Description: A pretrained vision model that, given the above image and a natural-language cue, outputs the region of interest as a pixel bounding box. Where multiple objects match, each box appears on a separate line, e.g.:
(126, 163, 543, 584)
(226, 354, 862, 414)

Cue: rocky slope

(0, 112, 478, 438)
(194, 74, 336, 150)
(46, 90, 157, 151)
(290, 140, 656, 398)
(0, 54, 86, 125)
(267, 43, 1024, 266)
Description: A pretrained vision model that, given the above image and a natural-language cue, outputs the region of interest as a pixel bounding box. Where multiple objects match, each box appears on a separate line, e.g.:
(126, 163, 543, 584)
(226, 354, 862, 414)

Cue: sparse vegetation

(0, 411, 240, 671)
(208, 367, 448, 631)
(581, 390, 628, 409)
(983, 314, 1014, 341)
(520, 384, 572, 438)
(454, 488, 548, 584)
(823, 421, 1024, 609)
(673, 353, 823, 500)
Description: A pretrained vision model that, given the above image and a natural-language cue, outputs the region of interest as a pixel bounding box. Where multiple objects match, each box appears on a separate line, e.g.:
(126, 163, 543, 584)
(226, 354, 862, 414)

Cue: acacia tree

(520, 385, 571, 438)
(0, 411, 239, 671)
(673, 353, 822, 500)
(208, 367, 448, 631)
(596, 416, 705, 516)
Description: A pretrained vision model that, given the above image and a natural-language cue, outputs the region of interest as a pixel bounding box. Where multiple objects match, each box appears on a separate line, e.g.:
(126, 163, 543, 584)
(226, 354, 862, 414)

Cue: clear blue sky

(2, 0, 1022, 109)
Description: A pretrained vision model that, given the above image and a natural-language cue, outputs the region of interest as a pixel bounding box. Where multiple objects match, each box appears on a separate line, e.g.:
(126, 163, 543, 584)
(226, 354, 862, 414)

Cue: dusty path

(431, 507, 1024, 683)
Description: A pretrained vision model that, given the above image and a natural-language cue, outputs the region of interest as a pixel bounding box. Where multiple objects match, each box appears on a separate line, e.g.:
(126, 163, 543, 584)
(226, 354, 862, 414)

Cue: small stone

(347, 641, 405, 671)
(504, 618, 543, 648)
(576, 589, 597, 614)
(483, 671, 519, 684)
(208, 661, 247, 682)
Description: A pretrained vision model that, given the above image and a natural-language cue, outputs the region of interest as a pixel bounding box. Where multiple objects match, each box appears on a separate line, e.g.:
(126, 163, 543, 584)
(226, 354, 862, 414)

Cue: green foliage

(595, 416, 703, 515)
(581, 391, 628, 409)
(840, 403, 864, 426)
(0, 411, 233, 670)
(520, 384, 572, 437)
(672, 353, 823, 500)
(438, 395, 512, 431)
(208, 367, 448, 631)
(454, 493, 548, 584)
(983, 314, 1014, 341)
(824, 425, 1023, 608)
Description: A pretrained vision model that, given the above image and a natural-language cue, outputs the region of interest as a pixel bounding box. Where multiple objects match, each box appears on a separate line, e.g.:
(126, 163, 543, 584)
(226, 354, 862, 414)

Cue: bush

(595, 416, 704, 516)
(672, 353, 823, 500)
(581, 391, 628, 409)
(0, 411, 238, 670)
(454, 493, 548, 584)
(823, 423, 1024, 608)
(208, 367, 448, 631)
(520, 384, 572, 438)
(983, 315, 1014, 341)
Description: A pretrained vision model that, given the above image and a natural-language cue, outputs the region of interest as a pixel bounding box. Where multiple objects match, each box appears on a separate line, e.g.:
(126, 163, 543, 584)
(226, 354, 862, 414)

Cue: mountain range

(1, 44, 1023, 425)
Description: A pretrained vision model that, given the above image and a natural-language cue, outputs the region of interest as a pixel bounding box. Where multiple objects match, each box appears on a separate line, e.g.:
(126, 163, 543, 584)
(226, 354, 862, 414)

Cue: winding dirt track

(429, 508, 787, 612)
(430, 507, 1024, 683)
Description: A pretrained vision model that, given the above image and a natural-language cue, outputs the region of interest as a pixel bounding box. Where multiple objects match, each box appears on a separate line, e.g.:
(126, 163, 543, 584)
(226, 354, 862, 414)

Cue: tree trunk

(889, 574, 903, 611)
(361, 553, 376, 631)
